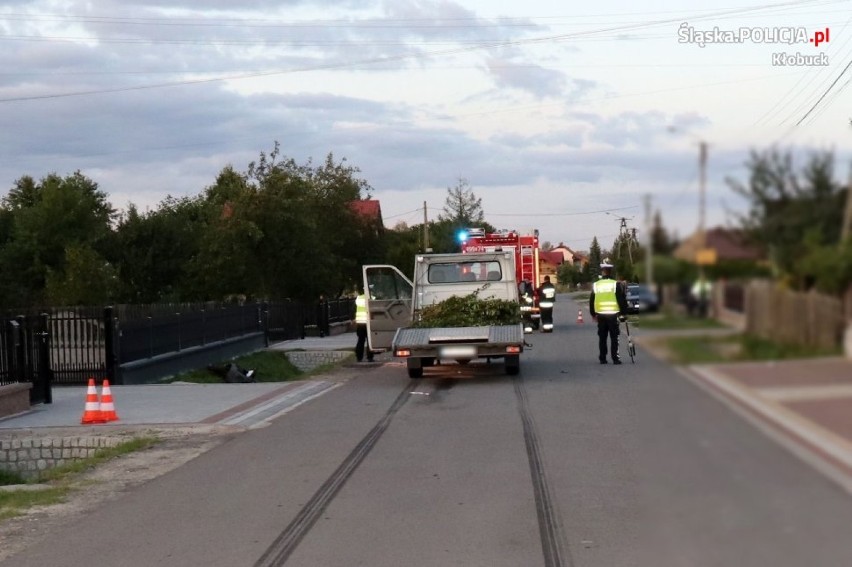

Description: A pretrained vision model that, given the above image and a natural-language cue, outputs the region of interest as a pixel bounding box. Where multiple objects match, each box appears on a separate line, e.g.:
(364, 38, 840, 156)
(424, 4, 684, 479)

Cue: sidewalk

(0, 332, 384, 431)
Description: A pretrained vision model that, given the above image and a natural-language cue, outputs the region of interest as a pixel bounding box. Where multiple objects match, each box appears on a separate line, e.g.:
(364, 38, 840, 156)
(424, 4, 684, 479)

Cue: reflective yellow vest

(355, 294, 368, 324)
(593, 279, 619, 314)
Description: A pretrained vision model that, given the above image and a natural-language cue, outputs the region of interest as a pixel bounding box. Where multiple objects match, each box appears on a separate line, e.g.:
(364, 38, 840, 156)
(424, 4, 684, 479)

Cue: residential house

(348, 199, 385, 236)
(673, 226, 764, 263)
(550, 243, 589, 269)
(539, 250, 565, 285)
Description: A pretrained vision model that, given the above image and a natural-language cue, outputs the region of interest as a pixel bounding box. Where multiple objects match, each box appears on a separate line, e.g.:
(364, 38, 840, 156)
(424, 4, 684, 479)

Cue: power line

(382, 207, 422, 221)
(795, 58, 852, 126)
(0, 0, 837, 104)
(488, 206, 638, 217)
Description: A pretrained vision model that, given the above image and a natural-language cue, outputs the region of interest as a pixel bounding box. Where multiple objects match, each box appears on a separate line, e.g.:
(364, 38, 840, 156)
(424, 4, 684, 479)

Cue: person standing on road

(537, 275, 557, 332)
(354, 289, 374, 362)
(589, 259, 629, 364)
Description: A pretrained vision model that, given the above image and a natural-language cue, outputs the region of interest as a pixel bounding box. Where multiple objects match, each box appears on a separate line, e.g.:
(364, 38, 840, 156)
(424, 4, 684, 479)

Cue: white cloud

(0, 0, 849, 248)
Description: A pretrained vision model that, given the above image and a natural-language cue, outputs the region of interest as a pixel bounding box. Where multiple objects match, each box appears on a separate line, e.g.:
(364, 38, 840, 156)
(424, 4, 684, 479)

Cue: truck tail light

(506, 346, 521, 354)
(395, 349, 411, 357)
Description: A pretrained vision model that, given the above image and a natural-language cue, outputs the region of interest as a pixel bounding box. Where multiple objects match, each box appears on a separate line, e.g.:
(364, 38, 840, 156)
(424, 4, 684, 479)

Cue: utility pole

(423, 201, 430, 252)
(842, 161, 852, 242)
(644, 194, 654, 286)
(698, 140, 708, 251)
(697, 140, 710, 318)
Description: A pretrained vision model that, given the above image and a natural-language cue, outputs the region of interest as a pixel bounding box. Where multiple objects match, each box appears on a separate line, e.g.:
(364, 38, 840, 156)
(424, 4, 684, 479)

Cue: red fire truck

(459, 228, 541, 331)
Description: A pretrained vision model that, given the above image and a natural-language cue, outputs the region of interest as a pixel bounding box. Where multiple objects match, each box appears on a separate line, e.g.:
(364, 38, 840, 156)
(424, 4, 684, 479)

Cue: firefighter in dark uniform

(537, 275, 556, 332)
(589, 259, 629, 364)
(519, 278, 536, 332)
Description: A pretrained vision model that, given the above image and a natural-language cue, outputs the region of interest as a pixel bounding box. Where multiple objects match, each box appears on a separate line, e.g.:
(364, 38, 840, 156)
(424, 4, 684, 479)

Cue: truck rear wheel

(407, 358, 423, 379)
(505, 355, 520, 376)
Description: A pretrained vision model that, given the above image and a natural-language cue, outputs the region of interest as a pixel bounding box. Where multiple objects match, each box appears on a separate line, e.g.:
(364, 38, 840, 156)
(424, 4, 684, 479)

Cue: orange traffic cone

(99, 379, 119, 422)
(576, 310, 584, 324)
(80, 378, 105, 424)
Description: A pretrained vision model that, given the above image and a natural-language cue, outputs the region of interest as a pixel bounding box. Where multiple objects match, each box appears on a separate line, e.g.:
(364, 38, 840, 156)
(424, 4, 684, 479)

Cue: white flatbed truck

(363, 251, 524, 378)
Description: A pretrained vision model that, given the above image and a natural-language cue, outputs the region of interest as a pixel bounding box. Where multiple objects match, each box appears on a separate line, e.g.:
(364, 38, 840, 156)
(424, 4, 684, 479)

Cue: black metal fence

(267, 298, 354, 340)
(0, 314, 52, 404)
(119, 303, 265, 363)
(0, 297, 356, 392)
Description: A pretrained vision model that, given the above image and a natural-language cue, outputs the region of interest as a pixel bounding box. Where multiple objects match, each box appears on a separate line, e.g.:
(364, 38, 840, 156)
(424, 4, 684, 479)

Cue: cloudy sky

(1, 0, 849, 252)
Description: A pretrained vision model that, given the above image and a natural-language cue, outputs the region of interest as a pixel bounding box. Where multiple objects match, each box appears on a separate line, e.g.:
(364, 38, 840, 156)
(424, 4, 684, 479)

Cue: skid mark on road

(254, 381, 414, 567)
(514, 378, 574, 567)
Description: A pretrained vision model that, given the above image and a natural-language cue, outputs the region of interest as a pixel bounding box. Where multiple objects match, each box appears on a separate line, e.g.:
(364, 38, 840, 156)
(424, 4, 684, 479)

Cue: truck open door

(362, 265, 413, 351)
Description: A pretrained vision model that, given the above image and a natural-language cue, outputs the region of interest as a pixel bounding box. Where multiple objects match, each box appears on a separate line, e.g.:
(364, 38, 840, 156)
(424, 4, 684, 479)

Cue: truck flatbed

(393, 324, 524, 349)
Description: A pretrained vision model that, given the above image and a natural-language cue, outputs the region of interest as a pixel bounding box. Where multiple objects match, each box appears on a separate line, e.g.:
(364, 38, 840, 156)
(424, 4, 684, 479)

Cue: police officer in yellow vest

(589, 259, 629, 364)
(354, 290, 374, 362)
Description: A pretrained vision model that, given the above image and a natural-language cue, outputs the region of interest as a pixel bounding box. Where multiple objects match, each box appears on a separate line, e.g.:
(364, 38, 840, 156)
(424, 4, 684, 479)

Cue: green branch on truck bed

(412, 293, 521, 328)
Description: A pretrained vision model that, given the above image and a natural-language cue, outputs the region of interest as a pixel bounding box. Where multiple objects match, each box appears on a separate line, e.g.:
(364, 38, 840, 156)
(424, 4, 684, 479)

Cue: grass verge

(0, 487, 68, 521)
(0, 437, 158, 521)
(164, 351, 303, 384)
(665, 333, 842, 365)
(631, 313, 726, 331)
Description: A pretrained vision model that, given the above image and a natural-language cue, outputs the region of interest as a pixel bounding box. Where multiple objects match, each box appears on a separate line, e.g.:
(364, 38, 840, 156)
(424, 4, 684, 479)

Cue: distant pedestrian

(690, 276, 712, 318)
(589, 258, 629, 364)
(354, 289, 374, 362)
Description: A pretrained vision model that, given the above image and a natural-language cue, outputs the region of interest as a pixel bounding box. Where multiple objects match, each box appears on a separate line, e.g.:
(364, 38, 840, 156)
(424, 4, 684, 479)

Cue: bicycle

(622, 317, 636, 363)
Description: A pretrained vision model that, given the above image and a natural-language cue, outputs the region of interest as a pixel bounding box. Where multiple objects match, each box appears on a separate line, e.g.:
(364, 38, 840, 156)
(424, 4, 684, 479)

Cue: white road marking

(219, 381, 340, 428)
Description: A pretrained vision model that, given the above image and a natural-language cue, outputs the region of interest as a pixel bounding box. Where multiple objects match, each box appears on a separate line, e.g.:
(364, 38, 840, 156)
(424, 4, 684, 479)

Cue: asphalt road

(3, 299, 852, 566)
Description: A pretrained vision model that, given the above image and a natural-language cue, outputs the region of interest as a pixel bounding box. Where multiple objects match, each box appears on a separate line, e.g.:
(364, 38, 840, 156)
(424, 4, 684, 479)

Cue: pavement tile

(716, 358, 852, 388)
(783, 398, 852, 443)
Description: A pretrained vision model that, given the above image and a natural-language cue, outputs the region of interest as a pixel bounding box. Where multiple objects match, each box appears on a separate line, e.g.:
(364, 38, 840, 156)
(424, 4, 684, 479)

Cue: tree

(440, 178, 484, 227)
(727, 149, 845, 287)
(610, 230, 641, 282)
(557, 261, 581, 288)
(186, 144, 377, 301)
(651, 210, 675, 254)
(113, 196, 208, 303)
(0, 171, 116, 306)
(45, 245, 118, 306)
(583, 237, 603, 281)
(384, 223, 421, 279)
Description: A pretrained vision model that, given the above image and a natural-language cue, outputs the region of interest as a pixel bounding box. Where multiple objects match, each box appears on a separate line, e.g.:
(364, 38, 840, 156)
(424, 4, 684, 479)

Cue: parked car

(626, 283, 659, 314)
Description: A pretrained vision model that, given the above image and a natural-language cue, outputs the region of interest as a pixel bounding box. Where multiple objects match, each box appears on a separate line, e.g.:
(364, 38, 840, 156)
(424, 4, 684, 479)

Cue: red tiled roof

(349, 200, 383, 226)
(674, 226, 764, 262)
(540, 251, 565, 265)
(706, 227, 764, 260)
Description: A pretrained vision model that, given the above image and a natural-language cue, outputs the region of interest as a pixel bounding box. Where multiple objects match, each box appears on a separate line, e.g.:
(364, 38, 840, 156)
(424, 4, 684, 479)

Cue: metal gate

(0, 314, 52, 404)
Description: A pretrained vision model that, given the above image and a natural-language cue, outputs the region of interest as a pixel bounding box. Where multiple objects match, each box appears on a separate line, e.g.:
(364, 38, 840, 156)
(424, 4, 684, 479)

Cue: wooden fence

(715, 280, 848, 351)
